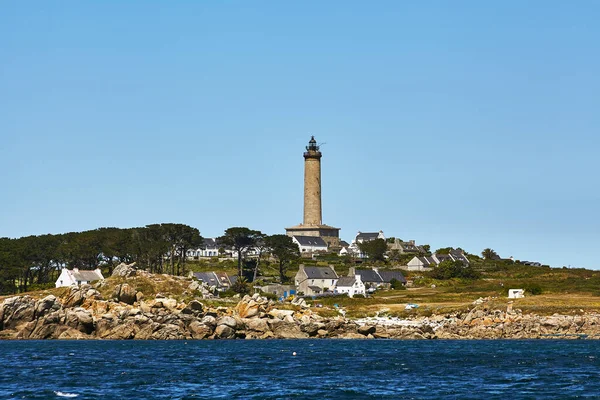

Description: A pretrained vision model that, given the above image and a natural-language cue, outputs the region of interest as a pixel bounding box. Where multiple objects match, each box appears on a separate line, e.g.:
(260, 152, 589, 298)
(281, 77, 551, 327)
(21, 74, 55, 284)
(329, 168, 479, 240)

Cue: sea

(1, 340, 599, 399)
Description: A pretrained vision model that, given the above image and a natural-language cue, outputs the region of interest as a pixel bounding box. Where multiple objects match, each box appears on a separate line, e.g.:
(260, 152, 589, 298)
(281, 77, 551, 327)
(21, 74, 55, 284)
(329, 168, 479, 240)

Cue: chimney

(73, 268, 79, 273)
(348, 267, 355, 277)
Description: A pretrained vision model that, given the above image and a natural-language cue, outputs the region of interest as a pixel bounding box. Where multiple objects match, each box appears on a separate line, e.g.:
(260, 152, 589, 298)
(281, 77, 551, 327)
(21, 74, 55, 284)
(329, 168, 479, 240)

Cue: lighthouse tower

(286, 136, 340, 247)
(303, 136, 322, 226)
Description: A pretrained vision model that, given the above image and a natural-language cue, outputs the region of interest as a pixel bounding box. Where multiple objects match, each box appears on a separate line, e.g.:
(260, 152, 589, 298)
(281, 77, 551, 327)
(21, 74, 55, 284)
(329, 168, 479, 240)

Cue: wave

(54, 391, 79, 398)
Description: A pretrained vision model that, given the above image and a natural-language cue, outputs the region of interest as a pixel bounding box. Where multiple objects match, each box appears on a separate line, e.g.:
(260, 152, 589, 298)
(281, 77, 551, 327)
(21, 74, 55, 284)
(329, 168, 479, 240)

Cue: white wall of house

(334, 275, 365, 298)
(56, 269, 77, 287)
(292, 237, 328, 253)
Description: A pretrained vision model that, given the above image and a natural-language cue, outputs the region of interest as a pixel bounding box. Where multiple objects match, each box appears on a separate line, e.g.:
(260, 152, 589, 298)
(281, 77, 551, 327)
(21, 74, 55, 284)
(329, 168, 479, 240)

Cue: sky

(1, 1, 598, 269)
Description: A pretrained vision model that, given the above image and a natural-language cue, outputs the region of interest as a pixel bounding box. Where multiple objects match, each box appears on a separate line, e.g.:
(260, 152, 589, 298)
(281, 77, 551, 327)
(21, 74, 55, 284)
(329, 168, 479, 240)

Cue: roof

(303, 266, 338, 279)
(336, 276, 357, 287)
(308, 286, 323, 292)
(354, 269, 384, 283)
(293, 236, 328, 247)
(413, 256, 436, 266)
(339, 240, 350, 247)
(356, 232, 381, 241)
(70, 269, 103, 282)
(193, 272, 232, 287)
(378, 270, 406, 284)
(202, 238, 219, 249)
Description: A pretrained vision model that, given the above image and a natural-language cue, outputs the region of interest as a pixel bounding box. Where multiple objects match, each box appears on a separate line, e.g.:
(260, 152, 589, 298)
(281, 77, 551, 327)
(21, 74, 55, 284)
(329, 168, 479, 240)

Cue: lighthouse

(286, 136, 340, 247)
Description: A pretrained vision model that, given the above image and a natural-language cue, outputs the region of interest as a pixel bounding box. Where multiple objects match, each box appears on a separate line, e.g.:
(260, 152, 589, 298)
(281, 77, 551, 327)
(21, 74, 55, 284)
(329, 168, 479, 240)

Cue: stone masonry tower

(286, 136, 340, 247)
(303, 136, 322, 225)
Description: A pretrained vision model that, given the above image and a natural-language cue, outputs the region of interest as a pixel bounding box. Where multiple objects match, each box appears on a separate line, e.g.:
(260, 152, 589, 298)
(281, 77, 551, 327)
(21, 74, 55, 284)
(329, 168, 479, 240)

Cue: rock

(214, 325, 235, 339)
(189, 321, 213, 339)
(202, 315, 217, 328)
(114, 283, 138, 305)
(135, 292, 144, 302)
(301, 322, 324, 337)
(35, 295, 59, 318)
(358, 325, 376, 336)
(268, 309, 295, 320)
(152, 324, 186, 340)
(244, 318, 269, 333)
(339, 332, 366, 339)
(65, 308, 94, 334)
(58, 328, 90, 340)
(235, 300, 261, 319)
(186, 300, 204, 313)
(217, 316, 238, 329)
(0, 296, 36, 330)
(112, 262, 137, 277)
(271, 322, 308, 339)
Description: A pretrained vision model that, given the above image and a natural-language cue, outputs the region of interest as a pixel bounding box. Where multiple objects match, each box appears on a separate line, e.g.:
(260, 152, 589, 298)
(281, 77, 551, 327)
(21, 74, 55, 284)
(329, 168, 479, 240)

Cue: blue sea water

(1, 340, 600, 399)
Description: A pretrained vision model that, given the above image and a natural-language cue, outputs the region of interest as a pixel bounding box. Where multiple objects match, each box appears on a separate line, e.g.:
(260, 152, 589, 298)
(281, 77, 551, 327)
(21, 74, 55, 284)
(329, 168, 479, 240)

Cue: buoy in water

(292, 352, 297, 356)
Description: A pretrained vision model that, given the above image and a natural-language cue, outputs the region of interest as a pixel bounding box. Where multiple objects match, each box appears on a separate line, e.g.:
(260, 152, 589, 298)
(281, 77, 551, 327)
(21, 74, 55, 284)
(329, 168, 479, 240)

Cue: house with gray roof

(348, 230, 386, 258)
(348, 267, 406, 289)
(55, 268, 104, 288)
(387, 239, 425, 254)
(334, 275, 365, 297)
(406, 250, 470, 271)
(192, 271, 235, 292)
(292, 235, 328, 255)
(294, 265, 338, 296)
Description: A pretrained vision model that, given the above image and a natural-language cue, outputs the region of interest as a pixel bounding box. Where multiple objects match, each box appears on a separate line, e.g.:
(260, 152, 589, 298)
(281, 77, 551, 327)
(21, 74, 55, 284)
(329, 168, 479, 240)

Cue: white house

(508, 289, 525, 299)
(187, 238, 221, 258)
(292, 236, 328, 254)
(334, 275, 365, 298)
(55, 268, 104, 288)
(349, 231, 385, 258)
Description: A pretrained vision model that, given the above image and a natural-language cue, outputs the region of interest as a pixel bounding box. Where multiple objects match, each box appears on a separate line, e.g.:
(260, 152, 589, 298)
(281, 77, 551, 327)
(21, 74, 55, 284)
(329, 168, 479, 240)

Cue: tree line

(0, 224, 301, 295)
(0, 224, 202, 294)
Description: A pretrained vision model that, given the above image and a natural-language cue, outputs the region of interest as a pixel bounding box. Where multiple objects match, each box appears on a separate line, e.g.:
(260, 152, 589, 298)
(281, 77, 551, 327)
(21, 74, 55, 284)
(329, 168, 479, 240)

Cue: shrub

(231, 278, 251, 295)
(389, 278, 406, 290)
(353, 294, 365, 298)
(523, 283, 543, 295)
(260, 291, 278, 301)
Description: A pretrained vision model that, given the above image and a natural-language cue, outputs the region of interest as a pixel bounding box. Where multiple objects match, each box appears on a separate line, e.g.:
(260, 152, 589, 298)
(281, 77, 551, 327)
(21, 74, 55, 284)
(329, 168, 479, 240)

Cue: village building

(348, 231, 385, 258)
(55, 268, 104, 288)
(406, 250, 470, 271)
(387, 239, 425, 254)
(192, 271, 236, 292)
(348, 267, 406, 289)
(334, 275, 365, 298)
(260, 284, 297, 300)
(294, 265, 338, 296)
(285, 137, 341, 248)
(187, 238, 221, 259)
(292, 235, 328, 255)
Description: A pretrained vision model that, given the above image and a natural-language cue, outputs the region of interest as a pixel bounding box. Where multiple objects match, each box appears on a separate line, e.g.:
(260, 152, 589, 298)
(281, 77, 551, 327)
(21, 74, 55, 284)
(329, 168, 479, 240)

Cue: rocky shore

(2, 267, 600, 340)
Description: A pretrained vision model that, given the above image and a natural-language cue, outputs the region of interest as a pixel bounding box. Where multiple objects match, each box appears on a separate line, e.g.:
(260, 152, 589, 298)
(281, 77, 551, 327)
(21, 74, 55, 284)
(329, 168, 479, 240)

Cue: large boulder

(35, 295, 60, 318)
(0, 296, 37, 330)
(65, 308, 94, 334)
(358, 325, 376, 336)
(63, 286, 100, 308)
(214, 324, 235, 339)
(189, 321, 213, 339)
(217, 316, 238, 329)
(113, 284, 138, 305)
(112, 262, 137, 277)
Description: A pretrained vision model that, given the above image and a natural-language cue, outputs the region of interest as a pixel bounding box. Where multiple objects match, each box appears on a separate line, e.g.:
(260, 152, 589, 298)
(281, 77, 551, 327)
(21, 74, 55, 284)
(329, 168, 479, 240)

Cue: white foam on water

(54, 391, 79, 398)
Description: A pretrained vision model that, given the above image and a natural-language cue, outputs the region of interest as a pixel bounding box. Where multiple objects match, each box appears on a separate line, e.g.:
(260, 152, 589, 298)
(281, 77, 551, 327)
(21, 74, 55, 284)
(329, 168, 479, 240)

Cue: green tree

(358, 238, 387, 261)
(218, 227, 263, 277)
(430, 260, 479, 280)
(482, 248, 499, 260)
(265, 234, 300, 283)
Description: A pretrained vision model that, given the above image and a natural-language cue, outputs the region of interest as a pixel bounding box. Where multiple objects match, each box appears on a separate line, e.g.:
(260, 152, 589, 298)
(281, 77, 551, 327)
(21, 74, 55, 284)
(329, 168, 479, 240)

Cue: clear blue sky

(1, 2, 598, 268)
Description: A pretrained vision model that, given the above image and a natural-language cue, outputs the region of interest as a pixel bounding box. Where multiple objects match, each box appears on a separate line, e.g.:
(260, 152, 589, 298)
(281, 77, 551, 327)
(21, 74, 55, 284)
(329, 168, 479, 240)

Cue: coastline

(2, 284, 599, 341)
